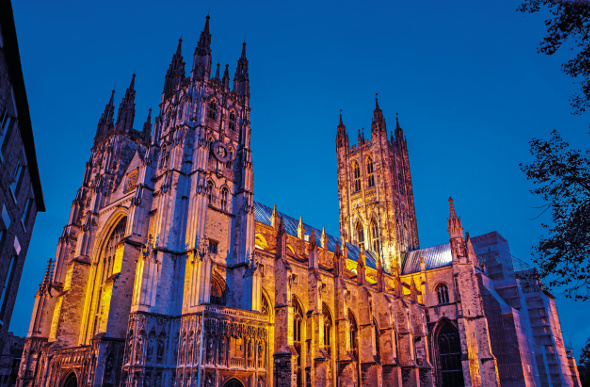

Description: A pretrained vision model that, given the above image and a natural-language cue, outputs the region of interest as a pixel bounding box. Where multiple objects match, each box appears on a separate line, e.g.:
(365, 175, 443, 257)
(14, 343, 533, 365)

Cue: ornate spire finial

(375, 93, 380, 110)
(449, 196, 456, 218)
(339, 109, 344, 127)
(447, 196, 464, 239)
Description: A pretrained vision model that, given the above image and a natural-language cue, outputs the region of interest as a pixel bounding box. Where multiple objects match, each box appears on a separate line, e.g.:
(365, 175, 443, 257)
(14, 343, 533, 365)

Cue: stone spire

(94, 89, 115, 144)
(163, 38, 185, 96)
(222, 64, 230, 90)
(214, 62, 221, 80)
(297, 217, 305, 240)
(336, 109, 348, 148)
(115, 74, 136, 133)
(372, 93, 386, 133)
(271, 204, 278, 229)
(38, 258, 53, 294)
(192, 15, 212, 80)
(233, 42, 249, 96)
(142, 108, 152, 143)
(447, 196, 464, 239)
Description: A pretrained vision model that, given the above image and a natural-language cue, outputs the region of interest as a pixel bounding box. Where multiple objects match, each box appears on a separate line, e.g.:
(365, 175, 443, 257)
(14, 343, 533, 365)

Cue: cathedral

(17, 16, 581, 387)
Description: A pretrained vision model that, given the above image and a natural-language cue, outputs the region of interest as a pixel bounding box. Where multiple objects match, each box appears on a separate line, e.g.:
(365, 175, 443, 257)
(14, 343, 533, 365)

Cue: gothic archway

(62, 372, 77, 387)
(222, 377, 245, 387)
(436, 321, 465, 387)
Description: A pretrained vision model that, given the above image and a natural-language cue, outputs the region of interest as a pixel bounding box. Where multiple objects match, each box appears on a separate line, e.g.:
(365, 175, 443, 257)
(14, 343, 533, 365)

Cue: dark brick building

(0, 0, 45, 350)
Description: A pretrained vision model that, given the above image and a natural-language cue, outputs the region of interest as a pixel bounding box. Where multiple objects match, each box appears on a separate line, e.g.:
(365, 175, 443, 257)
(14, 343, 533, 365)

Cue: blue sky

(11, 0, 590, 356)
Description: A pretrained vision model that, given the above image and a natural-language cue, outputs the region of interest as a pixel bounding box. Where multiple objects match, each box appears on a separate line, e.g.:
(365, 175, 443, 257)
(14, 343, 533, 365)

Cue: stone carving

(157, 334, 165, 362)
(146, 333, 154, 362)
(218, 336, 226, 365)
(206, 335, 214, 364)
(188, 331, 194, 364)
(136, 334, 144, 362)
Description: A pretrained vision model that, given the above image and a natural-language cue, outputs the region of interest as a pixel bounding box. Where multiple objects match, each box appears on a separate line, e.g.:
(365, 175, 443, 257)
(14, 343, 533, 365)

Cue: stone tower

(19, 17, 262, 387)
(335, 97, 419, 273)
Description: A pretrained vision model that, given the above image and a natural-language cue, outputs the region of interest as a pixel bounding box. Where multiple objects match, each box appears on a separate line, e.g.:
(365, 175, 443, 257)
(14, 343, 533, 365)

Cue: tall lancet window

(356, 222, 364, 248)
(352, 161, 361, 192)
(93, 218, 127, 336)
(367, 157, 375, 188)
(370, 219, 380, 254)
(221, 188, 229, 211)
(208, 100, 217, 120)
(207, 181, 214, 203)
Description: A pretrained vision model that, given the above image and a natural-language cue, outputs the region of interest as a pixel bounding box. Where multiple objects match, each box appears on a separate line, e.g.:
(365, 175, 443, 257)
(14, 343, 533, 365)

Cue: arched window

(367, 157, 375, 188)
(229, 111, 236, 130)
(349, 311, 358, 356)
(352, 161, 361, 192)
(210, 277, 226, 306)
(207, 181, 214, 203)
(323, 304, 332, 350)
(93, 218, 127, 336)
(293, 297, 304, 385)
(221, 188, 229, 211)
(208, 100, 217, 120)
(370, 219, 380, 254)
(356, 222, 364, 248)
(438, 322, 465, 386)
(437, 284, 449, 304)
(373, 318, 380, 360)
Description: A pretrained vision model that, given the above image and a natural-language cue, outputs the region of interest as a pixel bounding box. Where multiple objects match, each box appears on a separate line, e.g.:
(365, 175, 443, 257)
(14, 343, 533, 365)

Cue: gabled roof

(254, 201, 377, 269)
(401, 243, 453, 275)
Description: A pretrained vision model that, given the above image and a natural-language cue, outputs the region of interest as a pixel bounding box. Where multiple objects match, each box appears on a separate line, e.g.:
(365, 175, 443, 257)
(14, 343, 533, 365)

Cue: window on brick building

(367, 157, 375, 188)
(437, 284, 449, 304)
(352, 161, 361, 192)
(0, 254, 16, 320)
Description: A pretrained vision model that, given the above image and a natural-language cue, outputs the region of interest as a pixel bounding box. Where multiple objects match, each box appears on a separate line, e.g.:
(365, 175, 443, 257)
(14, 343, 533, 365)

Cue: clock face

(211, 140, 232, 163)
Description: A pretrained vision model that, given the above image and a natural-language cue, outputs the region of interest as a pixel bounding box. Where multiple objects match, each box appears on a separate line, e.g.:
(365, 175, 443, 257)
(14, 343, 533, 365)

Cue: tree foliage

(518, 0, 590, 114)
(520, 130, 590, 300)
(579, 337, 590, 386)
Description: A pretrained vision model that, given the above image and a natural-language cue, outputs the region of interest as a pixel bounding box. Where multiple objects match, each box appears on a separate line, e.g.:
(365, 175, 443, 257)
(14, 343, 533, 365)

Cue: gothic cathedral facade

(17, 16, 580, 387)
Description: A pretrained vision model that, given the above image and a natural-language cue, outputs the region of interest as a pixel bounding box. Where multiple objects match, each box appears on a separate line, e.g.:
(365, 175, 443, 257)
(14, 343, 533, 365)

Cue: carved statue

(188, 332, 194, 364)
(146, 335, 154, 362)
(136, 336, 143, 362)
(157, 335, 165, 362)
(218, 336, 226, 365)
(207, 336, 214, 364)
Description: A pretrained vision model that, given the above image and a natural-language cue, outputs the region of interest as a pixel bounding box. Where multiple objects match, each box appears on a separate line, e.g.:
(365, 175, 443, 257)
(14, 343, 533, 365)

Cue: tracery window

(210, 278, 226, 305)
(221, 188, 229, 211)
(370, 219, 380, 254)
(349, 311, 358, 356)
(352, 161, 361, 192)
(437, 284, 450, 304)
(438, 322, 465, 386)
(93, 218, 127, 336)
(373, 318, 380, 359)
(229, 111, 236, 130)
(356, 222, 364, 248)
(367, 157, 375, 188)
(208, 100, 217, 120)
(323, 304, 332, 349)
(207, 181, 214, 203)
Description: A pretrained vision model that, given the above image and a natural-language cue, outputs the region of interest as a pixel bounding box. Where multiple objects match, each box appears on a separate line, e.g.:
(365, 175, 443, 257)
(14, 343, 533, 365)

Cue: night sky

(10, 0, 590, 357)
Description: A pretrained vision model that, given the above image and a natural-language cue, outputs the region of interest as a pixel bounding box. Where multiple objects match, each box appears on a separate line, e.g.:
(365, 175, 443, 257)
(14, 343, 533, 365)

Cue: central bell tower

(335, 97, 419, 273)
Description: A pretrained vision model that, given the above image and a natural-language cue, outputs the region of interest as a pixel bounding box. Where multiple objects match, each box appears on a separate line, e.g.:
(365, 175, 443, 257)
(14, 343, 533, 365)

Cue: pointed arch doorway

(63, 372, 78, 387)
(222, 378, 244, 387)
